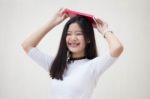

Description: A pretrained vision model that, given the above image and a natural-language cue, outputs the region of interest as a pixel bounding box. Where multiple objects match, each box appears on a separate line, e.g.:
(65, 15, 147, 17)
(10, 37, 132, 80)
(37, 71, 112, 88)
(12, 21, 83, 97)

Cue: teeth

(71, 44, 77, 46)
(68, 43, 79, 47)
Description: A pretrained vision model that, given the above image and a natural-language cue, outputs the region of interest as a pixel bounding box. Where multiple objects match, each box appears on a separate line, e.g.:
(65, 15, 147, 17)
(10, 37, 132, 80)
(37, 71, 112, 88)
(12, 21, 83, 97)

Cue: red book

(64, 9, 96, 27)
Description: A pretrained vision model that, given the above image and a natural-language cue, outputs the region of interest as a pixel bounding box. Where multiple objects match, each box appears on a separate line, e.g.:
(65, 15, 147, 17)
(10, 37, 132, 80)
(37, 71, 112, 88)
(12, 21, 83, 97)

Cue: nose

(70, 34, 77, 41)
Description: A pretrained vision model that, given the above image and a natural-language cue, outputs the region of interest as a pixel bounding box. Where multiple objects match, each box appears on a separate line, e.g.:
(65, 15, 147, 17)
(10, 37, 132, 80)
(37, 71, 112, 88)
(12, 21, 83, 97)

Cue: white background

(0, 0, 150, 99)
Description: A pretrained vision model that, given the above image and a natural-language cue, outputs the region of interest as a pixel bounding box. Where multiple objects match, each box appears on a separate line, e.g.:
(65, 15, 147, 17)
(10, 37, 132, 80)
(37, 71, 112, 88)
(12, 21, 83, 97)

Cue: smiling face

(66, 23, 86, 58)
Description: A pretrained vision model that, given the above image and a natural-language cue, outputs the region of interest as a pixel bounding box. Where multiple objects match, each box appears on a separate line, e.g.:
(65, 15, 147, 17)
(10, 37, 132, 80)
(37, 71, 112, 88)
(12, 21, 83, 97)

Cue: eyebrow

(67, 30, 83, 32)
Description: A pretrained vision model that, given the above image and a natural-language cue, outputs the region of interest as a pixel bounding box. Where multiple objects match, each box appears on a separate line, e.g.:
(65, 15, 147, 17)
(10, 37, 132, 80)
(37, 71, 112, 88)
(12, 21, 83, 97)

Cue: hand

(93, 17, 108, 34)
(51, 8, 69, 26)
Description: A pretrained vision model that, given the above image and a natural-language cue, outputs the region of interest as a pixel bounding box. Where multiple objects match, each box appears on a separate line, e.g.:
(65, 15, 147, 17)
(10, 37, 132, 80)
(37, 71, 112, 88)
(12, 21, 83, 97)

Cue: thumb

(62, 13, 68, 19)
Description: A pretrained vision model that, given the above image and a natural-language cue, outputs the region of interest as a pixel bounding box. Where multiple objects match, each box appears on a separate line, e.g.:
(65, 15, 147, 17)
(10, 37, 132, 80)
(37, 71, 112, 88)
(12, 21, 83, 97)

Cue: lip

(67, 42, 80, 47)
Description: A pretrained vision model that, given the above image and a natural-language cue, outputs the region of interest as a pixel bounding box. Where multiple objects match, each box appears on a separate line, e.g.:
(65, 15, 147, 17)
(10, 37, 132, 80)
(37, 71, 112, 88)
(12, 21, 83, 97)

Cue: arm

(21, 8, 68, 54)
(104, 31, 124, 57)
(94, 18, 124, 57)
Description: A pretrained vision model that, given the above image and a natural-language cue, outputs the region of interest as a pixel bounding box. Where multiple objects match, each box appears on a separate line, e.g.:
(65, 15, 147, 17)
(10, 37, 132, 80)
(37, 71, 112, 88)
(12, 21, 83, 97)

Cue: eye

(76, 31, 83, 35)
(67, 32, 72, 36)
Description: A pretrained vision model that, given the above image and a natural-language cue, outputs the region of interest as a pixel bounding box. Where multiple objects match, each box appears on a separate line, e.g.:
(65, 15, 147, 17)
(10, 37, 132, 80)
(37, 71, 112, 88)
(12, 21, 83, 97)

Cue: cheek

(66, 36, 69, 43)
(79, 37, 86, 47)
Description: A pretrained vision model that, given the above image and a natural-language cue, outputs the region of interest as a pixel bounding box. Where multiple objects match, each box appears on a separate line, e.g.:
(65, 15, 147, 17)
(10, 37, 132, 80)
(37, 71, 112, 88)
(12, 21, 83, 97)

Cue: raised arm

(21, 8, 68, 54)
(94, 18, 124, 57)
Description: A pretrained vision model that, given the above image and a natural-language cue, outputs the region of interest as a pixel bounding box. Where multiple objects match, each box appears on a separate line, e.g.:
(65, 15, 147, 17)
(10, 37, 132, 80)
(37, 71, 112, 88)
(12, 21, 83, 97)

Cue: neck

(70, 56, 86, 61)
(67, 52, 86, 63)
(72, 52, 85, 58)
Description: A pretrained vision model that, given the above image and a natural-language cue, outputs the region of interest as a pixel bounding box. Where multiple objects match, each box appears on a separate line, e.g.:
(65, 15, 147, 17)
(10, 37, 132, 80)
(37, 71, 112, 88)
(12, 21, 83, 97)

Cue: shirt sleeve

(27, 47, 54, 72)
(89, 51, 118, 79)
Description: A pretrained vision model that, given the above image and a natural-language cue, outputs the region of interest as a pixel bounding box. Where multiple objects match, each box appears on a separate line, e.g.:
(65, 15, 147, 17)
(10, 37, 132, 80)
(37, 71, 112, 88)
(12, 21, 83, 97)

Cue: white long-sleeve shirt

(28, 47, 118, 99)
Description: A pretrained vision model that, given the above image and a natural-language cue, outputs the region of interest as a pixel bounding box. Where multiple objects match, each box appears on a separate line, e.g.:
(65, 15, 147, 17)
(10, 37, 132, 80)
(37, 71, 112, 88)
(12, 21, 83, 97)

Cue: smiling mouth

(68, 42, 80, 47)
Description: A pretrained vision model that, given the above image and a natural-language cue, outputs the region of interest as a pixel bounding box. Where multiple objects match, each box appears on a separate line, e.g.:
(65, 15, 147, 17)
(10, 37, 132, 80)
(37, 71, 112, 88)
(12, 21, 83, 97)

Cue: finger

(96, 18, 104, 26)
(58, 8, 63, 13)
(97, 19, 108, 28)
(57, 8, 65, 15)
(96, 18, 103, 23)
(60, 8, 66, 14)
(62, 13, 69, 19)
(93, 17, 98, 24)
(93, 17, 99, 27)
(65, 13, 69, 17)
(94, 17, 103, 26)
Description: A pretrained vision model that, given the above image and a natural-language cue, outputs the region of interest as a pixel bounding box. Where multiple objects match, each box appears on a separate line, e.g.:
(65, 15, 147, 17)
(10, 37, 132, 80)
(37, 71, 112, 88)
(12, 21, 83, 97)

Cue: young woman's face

(66, 23, 86, 58)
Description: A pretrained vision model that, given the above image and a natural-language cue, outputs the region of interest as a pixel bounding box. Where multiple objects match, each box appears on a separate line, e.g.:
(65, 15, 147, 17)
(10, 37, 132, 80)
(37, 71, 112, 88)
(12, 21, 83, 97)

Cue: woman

(22, 8, 123, 99)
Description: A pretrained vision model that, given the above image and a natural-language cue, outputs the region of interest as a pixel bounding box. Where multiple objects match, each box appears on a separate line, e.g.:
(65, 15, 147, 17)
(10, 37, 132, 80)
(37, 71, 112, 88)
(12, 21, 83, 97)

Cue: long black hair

(49, 16, 98, 80)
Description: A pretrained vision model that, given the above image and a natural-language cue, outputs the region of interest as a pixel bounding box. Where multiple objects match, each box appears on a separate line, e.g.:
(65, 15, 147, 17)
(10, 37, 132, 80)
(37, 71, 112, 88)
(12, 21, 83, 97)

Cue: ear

(87, 40, 90, 43)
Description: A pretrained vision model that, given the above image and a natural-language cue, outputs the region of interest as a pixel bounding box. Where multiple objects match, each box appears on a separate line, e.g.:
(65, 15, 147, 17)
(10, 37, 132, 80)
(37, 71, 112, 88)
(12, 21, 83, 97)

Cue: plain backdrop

(0, 0, 150, 99)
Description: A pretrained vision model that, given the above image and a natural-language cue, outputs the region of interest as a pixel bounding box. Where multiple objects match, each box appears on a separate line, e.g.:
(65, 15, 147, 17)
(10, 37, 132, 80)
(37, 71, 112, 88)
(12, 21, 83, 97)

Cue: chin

(69, 49, 79, 53)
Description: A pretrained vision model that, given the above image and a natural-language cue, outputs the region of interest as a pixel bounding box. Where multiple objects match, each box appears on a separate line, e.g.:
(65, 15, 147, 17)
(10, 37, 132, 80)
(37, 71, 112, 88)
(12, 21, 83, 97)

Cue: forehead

(68, 23, 82, 31)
